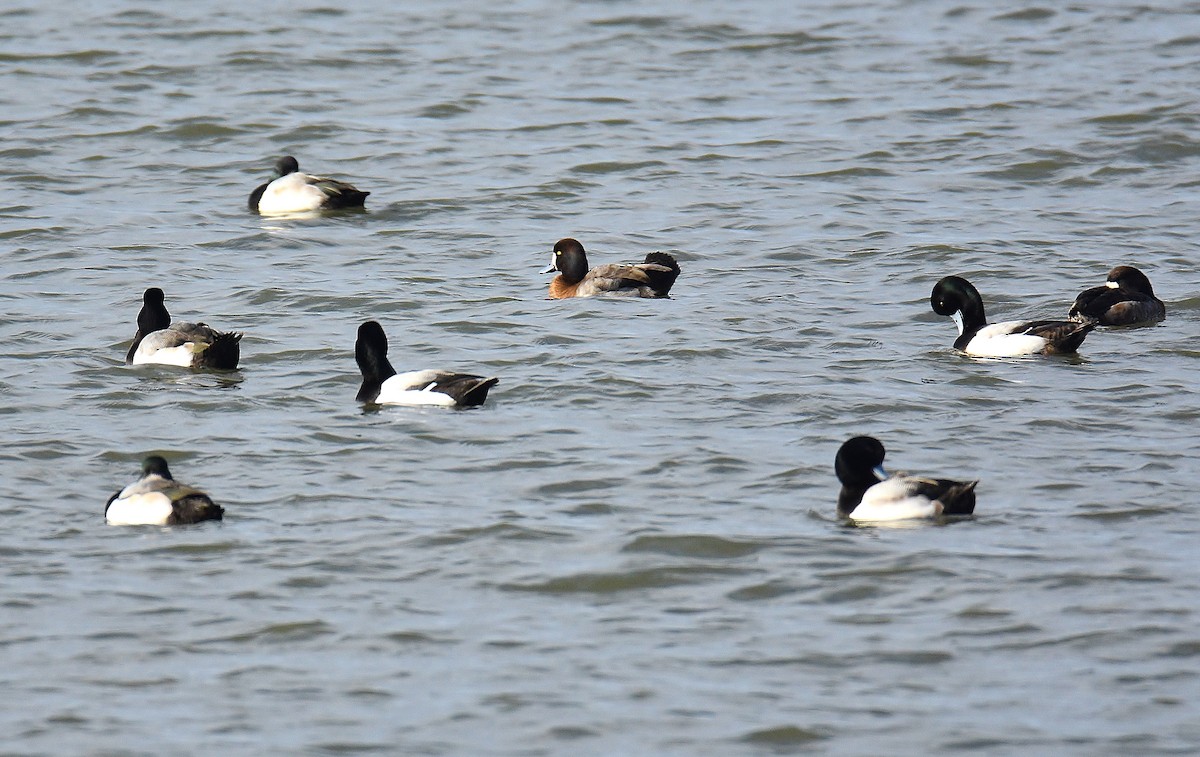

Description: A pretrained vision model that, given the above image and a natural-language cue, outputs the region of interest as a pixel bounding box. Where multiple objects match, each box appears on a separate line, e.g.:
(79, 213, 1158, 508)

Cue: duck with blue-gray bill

(931, 275, 1094, 357)
(836, 436, 977, 522)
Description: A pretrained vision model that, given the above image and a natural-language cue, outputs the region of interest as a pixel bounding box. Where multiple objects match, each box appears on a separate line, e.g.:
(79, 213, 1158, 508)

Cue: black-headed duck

(931, 276, 1094, 356)
(106, 456, 225, 526)
(1069, 265, 1165, 326)
(125, 288, 241, 370)
(835, 436, 977, 522)
(355, 320, 498, 407)
(248, 156, 370, 214)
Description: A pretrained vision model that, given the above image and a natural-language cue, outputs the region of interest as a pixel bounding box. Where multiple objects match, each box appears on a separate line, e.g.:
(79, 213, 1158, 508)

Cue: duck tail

(641, 251, 681, 296)
(200, 331, 242, 370)
(169, 494, 225, 525)
(458, 377, 499, 407)
(1053, 321, 1095, 354)
(938, 480, 978, 516)
(319, 181, 370, 209)
(327, 189, 370, 209)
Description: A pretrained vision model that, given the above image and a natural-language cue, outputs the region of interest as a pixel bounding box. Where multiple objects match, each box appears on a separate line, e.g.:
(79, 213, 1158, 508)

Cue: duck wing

(137, 327, 202, 352)
(1021, 319, 1094, 354)
(909, 476, 978, 515)
(306, 174, 370, 208)
(378, 370, 498, 407)
(1070, 287, 1162, 325)
(1068, 285, 1111, 322)
(577, 263, 646, 293)
(424, 374, 499, 406)
(579, 258, 679, 297)
(170, 322, 240, 370)
(853, 475, 977, 520)
(166, 488, 225, 525)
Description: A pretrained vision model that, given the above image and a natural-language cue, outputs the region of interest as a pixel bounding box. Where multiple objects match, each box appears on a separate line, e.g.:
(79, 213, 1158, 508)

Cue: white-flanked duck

(931, 275, 1094, 356)
(106, 455, 225, 526)
(835, 436, 977, 522)
(355, 320, 498, 407)
(125, 288, 241, 370)
(1069, 265, 1166, 326)
(248, 155, 369, 214)
(542, 238, 680, 299)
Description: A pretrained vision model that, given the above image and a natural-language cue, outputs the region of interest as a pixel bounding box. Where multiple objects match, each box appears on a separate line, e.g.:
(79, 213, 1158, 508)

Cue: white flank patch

(106, 492, 174, 525)
(132, 343, 198, 367)
(375, 387, 459, 407)
(964, 320, 1046, 357)
(257, 173, 327, 214)
(850, 479, 940, 522)
(376, 372, 458, 407)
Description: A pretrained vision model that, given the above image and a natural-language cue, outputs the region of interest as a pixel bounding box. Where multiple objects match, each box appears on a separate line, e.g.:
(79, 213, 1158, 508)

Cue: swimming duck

(542, 238, 680, 299)
(248, 156, 370, 214)
(105, 455, 225, 526)
(931, 276, 1094, 357)
(835, 436, 977, 522)
(355, 320, 498, 407)
(124, 286, 241, 369)
(1068, 265, 1165, 326)
(124, 288, 241, 370)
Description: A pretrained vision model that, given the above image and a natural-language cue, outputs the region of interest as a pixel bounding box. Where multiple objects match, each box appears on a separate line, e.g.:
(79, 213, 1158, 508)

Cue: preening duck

(1069, 265, 1165, 326)
(248, 156, 370, 214)
(355, 320, 498, 407)
(105, 455, 225, 526)
(930, 275, 1094, 357)
(542, 238, 680, 299)
(835, 436, 977, 522)
(125, 287, 242, 370)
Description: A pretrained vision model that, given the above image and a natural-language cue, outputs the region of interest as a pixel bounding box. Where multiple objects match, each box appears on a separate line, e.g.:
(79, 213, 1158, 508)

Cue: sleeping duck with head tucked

(248, 155, 370, 215)
(1068, 265, 1165, 326)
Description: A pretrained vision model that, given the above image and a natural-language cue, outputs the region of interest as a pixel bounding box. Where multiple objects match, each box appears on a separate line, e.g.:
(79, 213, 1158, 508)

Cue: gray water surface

(2, 1, 1199, 754)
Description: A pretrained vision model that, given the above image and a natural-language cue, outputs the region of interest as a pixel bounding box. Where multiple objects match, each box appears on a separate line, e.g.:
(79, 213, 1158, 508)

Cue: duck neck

(137, 301, 170, 334)
(953, 299, 987, 349)
(355, 341, 397, 401)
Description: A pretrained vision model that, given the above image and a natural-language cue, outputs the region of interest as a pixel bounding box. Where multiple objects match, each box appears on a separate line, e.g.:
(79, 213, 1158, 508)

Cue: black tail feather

(452, 376, 499, 407)
(641, 251, 681, 296)
(324, 189, 370, 209)
(1032, 320, 1095, 354)
(198, 331, 242, 370)
(168, 494, 225, 525)
(937, 480, 978, 516)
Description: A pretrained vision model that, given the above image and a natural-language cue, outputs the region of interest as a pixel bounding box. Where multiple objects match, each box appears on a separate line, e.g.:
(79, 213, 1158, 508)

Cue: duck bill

(872, 464, 889, 481)
(950, 310, 965, 336)
(540, 263, 556, 274)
